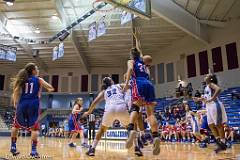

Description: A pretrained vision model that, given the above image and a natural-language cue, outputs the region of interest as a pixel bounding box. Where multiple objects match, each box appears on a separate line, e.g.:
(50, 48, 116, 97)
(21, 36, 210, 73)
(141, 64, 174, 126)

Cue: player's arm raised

(39, 77, 54, 92)
(123, 60, 134, 91)
(133, 27, 143, 57)
(84, 90, 105, 116)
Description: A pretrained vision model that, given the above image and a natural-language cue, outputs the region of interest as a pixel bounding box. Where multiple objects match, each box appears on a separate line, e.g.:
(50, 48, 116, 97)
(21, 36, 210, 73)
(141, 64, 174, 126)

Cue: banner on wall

(88, 129, 128, 140)
(88, 22, 97, 42)
(0, 44, 17, 61)
(58, 42, 64, 58)
(52, 42, 65, 61)
(121, 11, 132, 25)
(97, 17, 106, 37)
(52, 46, 59, 61)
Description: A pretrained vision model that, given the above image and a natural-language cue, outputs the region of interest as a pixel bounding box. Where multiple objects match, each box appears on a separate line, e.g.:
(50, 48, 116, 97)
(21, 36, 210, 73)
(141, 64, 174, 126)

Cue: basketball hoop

(92, 0, 116, 13)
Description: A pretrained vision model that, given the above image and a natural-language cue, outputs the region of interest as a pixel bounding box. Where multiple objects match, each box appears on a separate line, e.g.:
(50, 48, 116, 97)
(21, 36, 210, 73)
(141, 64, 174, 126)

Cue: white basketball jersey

(124, 89, 131, 102)
(203, 85, 212, 101)
(104, 84, 125, 106)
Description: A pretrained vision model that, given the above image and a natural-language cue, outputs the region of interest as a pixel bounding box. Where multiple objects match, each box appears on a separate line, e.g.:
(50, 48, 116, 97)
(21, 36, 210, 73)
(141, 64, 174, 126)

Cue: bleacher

(155, 87, 240, 130)
(155, 97, 179, 112)
(0, 106, 14, 129)
(219, 87, 240, 128)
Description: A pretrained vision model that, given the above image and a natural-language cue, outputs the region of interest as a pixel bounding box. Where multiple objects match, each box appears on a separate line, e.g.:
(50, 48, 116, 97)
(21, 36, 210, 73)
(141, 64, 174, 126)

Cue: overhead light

(4, 0, 15, 6)
(6, 2, 13, 6)
(177, 75, 182, 82)
(51, 15, 58, 20)
(34, 28, 40, 34)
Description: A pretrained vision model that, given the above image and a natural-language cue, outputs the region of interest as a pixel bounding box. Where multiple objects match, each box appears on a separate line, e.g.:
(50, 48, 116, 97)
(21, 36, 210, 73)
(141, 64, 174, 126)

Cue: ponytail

(101, 77, 112, 90)
(11, 63, 36, 91)
(210, 74, 218, 85)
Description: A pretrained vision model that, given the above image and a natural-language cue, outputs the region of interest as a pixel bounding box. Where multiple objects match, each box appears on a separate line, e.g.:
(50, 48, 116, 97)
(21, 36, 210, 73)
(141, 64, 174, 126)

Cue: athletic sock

(11, 137, 17, 149)
(92, 139, 99, 149)
(128, 123, 134, 132)
(32, 140, 38, 152)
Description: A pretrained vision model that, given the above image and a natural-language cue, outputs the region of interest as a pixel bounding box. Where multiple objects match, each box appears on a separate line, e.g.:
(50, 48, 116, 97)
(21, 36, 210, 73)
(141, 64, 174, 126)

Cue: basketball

(0, 0, 240, 159)
(143, 55, 152, 66)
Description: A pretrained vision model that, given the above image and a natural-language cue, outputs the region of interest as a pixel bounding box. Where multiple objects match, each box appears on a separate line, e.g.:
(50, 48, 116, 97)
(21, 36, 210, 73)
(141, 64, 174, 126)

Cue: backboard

(105, 0, 151, 19)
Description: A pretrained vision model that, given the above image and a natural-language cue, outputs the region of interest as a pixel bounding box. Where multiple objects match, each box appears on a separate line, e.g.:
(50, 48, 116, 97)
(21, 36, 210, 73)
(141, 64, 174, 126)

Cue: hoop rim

(92, 0, 116, 13)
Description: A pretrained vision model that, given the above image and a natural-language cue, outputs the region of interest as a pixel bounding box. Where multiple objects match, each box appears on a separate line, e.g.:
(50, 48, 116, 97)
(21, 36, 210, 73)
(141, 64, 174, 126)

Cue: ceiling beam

(0, 14, 48, 72)
(54, 0, 90, 73)
(152, 0, 209, 44)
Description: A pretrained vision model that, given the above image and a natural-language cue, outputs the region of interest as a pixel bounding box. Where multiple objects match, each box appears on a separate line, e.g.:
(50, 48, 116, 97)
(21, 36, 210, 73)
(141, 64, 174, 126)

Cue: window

(91, 74, 99, 92)
(187, 54, 196, 78)
(212, 47, 223, 72)
(226, 42, 239, 70)
(166, 63, 174, 82)
(81, 75, 88, 92)
(52, 75, 59, 92)
(157, 63, 164, 84)
(199, 50, 209, 75)
(0, 75, 4, 90)
(150, 65, 156, 84)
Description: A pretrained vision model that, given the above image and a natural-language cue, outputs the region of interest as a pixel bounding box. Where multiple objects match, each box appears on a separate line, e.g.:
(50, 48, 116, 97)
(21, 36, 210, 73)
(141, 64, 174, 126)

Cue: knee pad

(130, 104, 140, 113)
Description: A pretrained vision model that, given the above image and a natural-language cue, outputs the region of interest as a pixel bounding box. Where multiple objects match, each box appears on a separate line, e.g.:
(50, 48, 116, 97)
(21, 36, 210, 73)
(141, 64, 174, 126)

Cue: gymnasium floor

(0, 137, 239, 160)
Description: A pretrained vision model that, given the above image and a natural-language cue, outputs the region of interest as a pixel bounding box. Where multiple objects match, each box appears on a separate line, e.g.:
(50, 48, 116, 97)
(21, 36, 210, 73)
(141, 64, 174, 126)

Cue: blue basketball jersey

(132, 57, 149, 79)
(69, 113, 81, 121)
(21, 76, 40, 100)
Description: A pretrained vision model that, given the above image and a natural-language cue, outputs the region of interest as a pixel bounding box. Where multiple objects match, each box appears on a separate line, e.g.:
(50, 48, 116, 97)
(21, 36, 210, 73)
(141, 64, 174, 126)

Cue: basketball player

(85, 77, 143, 157)
(175, 119, 182, 142)
(10, 63, 54, 157)
(194, 74, 228, 153)
(224, 124, 234, 148)
(181, 120, 187, 142)
(184, 102, 200, 142)
(68, 98, 85, 147)
(123, 48, 160, 155)
(197, 110, 210, 148)
(123, 73, 147, 147)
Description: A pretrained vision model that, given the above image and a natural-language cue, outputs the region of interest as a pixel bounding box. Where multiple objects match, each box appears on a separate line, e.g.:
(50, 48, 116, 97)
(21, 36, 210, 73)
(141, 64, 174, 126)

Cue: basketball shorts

(201, 115, 210, 130)
(131, 77, 155, 104)
(192, 119, 199, 134)
(68, 115, 82, 132)
(102, 104, 129, 128)
(14, 98, 40, 130)
(206, 100, 227, 125)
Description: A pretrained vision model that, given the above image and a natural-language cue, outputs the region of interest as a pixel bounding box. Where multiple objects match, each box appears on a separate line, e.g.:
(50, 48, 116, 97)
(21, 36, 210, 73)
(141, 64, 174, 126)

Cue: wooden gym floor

(0, 137, 239, 160)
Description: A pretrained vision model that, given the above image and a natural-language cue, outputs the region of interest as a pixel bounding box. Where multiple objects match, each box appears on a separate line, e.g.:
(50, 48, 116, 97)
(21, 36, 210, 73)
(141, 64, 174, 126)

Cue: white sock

(92, 139, 99, 149)
(134, 132, 139, 147)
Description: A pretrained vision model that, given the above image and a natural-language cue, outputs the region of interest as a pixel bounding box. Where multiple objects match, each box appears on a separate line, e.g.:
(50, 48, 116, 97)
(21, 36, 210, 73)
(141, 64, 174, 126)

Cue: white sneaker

(125, 130, 137, 149)
(153, 137, 160, 155)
